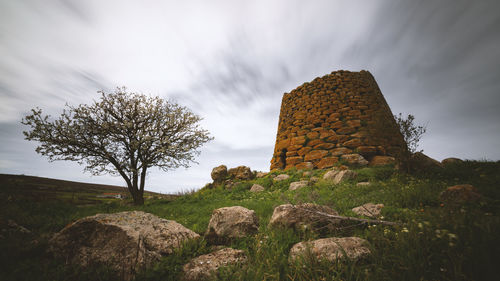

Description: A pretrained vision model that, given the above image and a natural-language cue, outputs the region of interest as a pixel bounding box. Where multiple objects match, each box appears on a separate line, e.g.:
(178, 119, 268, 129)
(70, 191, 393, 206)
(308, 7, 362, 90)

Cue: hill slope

(1, 161, 499, 281)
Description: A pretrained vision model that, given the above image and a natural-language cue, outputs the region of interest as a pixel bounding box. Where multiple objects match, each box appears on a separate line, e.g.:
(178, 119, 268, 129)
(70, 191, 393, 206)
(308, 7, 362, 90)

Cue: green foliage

(1, 161, 499, 280)
(21, 87, 213, 205)
(394, 113, 427, 154)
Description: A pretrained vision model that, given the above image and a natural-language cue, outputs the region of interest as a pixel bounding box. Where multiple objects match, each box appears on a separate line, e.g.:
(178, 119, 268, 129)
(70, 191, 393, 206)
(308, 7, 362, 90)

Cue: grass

(1, 160, 499, 280)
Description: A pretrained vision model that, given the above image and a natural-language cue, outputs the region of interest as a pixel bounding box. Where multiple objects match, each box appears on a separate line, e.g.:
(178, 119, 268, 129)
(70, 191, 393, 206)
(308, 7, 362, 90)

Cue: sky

(1, 0, 499, 194)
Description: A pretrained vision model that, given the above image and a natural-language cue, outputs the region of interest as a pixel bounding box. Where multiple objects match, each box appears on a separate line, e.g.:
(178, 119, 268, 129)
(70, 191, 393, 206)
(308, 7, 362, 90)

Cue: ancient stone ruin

(270, 70, 406, 170)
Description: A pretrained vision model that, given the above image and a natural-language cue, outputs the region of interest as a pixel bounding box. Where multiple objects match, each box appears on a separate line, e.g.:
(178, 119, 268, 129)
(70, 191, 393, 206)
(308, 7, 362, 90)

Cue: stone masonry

(270, 70, 406, 170)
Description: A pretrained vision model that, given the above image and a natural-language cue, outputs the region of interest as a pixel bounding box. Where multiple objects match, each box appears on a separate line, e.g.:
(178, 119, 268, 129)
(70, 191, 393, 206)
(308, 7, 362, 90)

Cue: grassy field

(1, 161, 499, 281)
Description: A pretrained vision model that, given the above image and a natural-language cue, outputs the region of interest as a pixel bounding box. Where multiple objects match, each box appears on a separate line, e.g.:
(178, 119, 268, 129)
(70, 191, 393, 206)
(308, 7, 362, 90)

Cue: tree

(394, 113, 427, 172)
(22, 87, 213, 205)
(394, 113, 427, 154)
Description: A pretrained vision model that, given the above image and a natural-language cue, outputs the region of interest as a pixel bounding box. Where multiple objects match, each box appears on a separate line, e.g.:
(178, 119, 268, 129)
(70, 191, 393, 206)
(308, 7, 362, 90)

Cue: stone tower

(270, 70, 406, 170)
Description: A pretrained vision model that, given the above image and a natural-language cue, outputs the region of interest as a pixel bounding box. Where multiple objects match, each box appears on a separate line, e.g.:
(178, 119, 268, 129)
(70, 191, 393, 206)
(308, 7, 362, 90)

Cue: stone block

(316, 157, 338, 169)
(304, 150, 329, 161)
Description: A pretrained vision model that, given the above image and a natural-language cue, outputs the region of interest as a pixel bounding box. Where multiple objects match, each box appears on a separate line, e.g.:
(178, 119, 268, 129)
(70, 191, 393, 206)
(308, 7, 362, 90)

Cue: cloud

(1, 0, 499, 193)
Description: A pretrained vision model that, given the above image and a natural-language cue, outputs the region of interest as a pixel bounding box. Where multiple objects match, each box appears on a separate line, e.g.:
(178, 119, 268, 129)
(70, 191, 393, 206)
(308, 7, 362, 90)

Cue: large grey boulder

(289, 237, 371, 263)
(182, 248, 247, 281)
(268, 203, 341, 233)
(205, 206, 259, 243)
(48, 211, 199, 281)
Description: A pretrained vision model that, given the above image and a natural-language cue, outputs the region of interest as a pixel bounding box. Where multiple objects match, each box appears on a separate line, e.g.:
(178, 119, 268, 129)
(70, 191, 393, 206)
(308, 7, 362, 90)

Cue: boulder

(289, 180, 309, 191)
(323, 169, 357, 184)
(48, 211, 199, 281)
(250, 184, 265, 192)
(256, 172, 268, 178)
(439, 184, 481, 204)
(205, 206, 259, 242)
(224, 179, 236, 189)
(268, 203, 341, 233)
(273, 174, 290, 181)
(211, 165, 228, 184)
(441, 157, 464, 165)
(352, 203, 384, 218)
(409, 152, 443, 172)
(340, 154, 369, 166)
(227, 166, 254, 180)
(289, 237, 371, 263)
(182, 248, 247, 281)
(369, 156, 396, 166)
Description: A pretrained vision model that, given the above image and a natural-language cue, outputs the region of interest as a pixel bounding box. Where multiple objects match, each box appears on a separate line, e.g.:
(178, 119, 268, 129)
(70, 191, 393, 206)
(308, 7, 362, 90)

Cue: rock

(409, 152, 443, 172)
(224, 179, 236, 189)
(228, 166, 255, 180)
(205, 206, 259, 242)
(310, 176, 320, 183)
(289, 237, 371, 263)
(369, 156, 396, 166)
(316, 157, 339, 169)
(256, 172, 268, 178)
(296, 162, 314, 170)
(273, 174, 290, 181)
(352, 203, 384, 218)
(304, 150, 329, 161)
(268, 203, 341, 233)
(323, 169, 357, 184)
(289, 180, 309, 191)
(250, 184, 265, 192)
(439, 184, 481, 204)
(211, 165, 228, 184)
(356, 182, 370, 186)
(340, 154, 369, 166)
(441, 157, 464, 165)
(48, 211, 199, 281)
(182, 248, 247, 281)
(323, 169, 340, 180)
(302, 171, 312, 177)
(331, 147, 353, 156)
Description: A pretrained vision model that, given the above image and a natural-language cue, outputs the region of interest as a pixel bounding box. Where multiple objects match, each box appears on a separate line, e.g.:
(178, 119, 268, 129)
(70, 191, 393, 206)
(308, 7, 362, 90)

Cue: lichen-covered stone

(341, 154, 369, 166)
(268, 203, 341, 233)
(369, 156, 395, 166)
(316, 157, 338, 169)
(289, 180, 309, 191)
(211, 165, 227, 184)
(227, 166, 254, 180)
(273, 174, 290, 181)
(289, 237, 371, 263)
(250, 184, 265, 192)
(352, 203, 384, 218)
(48, 211, 199, 281)
(323, 169, 357, 184)
(182, 248, 247, 281)
(205, 206, 259, 242)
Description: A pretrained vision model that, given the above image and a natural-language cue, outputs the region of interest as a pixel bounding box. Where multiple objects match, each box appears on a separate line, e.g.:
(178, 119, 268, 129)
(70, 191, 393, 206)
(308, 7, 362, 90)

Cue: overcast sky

(1, 0, 499, 193)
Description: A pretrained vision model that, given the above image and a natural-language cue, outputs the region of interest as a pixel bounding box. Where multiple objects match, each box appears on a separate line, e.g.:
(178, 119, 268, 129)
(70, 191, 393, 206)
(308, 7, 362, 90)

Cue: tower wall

(270, 70, 406, 170)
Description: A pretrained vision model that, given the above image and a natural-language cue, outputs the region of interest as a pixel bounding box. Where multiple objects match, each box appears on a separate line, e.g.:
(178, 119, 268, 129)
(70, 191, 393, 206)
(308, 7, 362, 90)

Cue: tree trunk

(132, 193, 144, 205)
